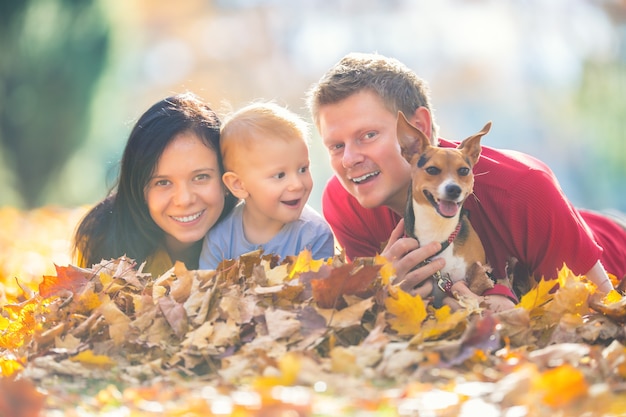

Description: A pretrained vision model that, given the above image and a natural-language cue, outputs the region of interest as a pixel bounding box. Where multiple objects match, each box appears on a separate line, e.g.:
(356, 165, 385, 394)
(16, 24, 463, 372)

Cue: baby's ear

(222, 172, 248, 199)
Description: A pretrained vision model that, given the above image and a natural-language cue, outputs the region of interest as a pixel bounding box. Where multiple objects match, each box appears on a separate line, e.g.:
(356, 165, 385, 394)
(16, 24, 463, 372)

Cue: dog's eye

(458, 167, 470, 176)
(425, 166, 441, 175)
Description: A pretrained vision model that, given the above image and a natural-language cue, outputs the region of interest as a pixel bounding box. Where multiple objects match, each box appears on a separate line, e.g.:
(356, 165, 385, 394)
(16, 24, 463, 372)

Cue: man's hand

(450, 280, 515, 312)
(381, 219, 445, 293)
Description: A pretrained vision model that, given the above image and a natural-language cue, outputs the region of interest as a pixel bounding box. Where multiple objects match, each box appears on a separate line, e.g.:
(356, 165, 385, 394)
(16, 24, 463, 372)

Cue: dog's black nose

(445, 184, 462, 199)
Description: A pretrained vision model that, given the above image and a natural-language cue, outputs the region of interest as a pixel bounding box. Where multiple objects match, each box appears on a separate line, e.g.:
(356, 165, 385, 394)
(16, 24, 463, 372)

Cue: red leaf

(311, 264, 380, 309)
(38, 264, 91, 298)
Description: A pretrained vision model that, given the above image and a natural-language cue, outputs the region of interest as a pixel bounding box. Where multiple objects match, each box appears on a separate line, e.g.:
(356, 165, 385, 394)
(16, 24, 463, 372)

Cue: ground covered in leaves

(1, 207, 626, 416)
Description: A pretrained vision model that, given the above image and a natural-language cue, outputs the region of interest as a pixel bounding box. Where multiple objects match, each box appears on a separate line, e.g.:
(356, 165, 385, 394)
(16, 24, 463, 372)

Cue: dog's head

(397, 111, 490, 219)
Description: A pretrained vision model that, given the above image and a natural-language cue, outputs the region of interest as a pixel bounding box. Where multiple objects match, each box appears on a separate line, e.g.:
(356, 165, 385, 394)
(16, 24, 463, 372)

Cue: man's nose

(342, 142, 364, 168)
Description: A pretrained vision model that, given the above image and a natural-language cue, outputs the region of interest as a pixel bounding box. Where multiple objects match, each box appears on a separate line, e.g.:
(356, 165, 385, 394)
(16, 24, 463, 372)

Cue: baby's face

(238, 137, 313, 227)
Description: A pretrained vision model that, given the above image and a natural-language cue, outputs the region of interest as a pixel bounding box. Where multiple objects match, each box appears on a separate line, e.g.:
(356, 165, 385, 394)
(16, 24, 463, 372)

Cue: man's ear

(407, 106, 434, 144)
(222, 172, 248, 199)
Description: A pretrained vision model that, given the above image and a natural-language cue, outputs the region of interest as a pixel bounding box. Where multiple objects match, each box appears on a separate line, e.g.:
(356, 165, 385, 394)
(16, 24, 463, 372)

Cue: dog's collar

(406, 208, 466, 259)
(439, 218, 463, 253)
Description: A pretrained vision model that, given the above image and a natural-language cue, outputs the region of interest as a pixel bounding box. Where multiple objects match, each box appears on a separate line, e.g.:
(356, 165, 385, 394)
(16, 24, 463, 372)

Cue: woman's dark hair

(73, 93, 237, 268)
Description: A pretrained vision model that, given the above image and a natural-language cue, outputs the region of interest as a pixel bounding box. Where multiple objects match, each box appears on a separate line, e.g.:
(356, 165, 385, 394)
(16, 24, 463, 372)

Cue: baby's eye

(273, 172, 286, 179)
(298, 166, 309, 174)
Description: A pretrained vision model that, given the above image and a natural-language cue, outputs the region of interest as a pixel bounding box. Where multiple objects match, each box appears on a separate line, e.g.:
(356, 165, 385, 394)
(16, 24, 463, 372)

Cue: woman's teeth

(173, 211, 202, 223)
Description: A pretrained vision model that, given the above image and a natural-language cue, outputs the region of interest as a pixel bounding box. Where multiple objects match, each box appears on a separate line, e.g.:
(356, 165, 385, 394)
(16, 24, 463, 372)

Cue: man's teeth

(351, 171, 379, 184)
(173, 211, 202, 223)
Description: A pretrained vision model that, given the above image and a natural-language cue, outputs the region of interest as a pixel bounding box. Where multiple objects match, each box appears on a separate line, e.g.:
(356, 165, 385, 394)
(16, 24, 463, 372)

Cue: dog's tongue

(438, 200, 459, 217)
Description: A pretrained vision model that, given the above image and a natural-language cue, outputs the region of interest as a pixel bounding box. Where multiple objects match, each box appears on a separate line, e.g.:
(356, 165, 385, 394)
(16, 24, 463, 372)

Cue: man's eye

(425, 166, 441, 175)
(329, 143, 344, 152)
(363, 131, 377, 141)
(458, 167, 470, 176)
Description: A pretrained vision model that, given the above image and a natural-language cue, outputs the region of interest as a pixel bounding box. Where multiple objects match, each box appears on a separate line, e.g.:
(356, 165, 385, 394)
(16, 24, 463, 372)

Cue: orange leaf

(0, 377, 46, 417)
(39, 264, 91, 298)
(532, 363, 588, 407)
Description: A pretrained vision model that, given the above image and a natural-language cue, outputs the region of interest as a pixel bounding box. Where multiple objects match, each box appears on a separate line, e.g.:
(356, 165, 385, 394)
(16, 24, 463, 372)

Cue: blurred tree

(0, 0, 109, 208)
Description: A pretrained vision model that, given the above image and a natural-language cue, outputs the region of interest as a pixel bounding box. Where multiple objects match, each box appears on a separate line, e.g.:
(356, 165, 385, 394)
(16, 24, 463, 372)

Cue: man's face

(317, 90, 412, 214)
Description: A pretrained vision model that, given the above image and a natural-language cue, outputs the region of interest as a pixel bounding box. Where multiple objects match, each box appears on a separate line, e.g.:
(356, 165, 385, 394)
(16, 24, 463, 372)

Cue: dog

(396, 112, 494, 307)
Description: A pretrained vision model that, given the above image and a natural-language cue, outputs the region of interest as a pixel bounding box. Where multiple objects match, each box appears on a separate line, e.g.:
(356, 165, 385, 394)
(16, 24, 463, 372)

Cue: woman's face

(144, 131, 225, 255)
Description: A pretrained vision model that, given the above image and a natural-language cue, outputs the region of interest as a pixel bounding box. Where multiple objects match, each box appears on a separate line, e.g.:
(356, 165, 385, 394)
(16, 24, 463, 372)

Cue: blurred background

(1, 0, 625, 214)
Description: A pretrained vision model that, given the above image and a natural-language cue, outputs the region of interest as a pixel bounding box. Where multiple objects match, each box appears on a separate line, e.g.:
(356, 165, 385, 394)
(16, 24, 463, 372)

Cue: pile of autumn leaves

(2, 249, 626, 416)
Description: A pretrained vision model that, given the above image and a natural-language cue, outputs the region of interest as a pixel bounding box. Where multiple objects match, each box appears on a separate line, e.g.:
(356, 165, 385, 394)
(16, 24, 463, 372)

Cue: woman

(73, 93, 237, 275)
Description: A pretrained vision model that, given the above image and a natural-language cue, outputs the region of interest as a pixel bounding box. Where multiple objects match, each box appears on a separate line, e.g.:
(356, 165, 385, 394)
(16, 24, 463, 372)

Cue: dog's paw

(467, 262, 494, 295)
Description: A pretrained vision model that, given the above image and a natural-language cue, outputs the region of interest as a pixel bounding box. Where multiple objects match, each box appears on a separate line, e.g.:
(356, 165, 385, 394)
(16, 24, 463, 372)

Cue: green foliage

(0, 0, 110, 208)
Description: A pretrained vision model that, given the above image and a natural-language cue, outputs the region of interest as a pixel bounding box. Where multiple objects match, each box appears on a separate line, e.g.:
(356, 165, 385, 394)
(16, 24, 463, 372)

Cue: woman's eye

(194, 173, 210, 181)
(155, 179, 170, 186)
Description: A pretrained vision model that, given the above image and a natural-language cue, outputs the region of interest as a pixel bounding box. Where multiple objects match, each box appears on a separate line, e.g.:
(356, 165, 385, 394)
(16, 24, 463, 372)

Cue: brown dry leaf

(265, 308, 302, 340)
(590, 291, 626, 323)
(97, 294, 131, 346)
(158, 296, 188, 339)
(316, 297, 374, 328)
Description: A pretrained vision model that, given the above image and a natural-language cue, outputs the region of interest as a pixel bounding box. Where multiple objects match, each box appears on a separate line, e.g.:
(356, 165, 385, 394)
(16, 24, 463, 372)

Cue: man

(306, 52, 626, 310)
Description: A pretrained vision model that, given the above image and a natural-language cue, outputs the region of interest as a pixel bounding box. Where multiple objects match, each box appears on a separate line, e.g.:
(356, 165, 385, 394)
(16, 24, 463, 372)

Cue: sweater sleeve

(321, 176, 399, 260)
(503, 168, 602, 280)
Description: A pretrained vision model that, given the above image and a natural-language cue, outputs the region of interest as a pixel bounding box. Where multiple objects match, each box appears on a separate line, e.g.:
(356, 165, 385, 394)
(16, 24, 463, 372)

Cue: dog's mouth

(424, 190, 461, 218)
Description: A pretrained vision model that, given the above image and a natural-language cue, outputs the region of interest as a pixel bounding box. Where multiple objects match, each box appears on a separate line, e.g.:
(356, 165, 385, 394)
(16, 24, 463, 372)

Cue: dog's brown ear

(397, 111, 430, 163)
(458, 121, 490, 166)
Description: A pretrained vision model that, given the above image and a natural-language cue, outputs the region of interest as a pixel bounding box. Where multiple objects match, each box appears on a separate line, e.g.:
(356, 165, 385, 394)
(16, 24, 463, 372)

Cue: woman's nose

(173, 184, 194, 205)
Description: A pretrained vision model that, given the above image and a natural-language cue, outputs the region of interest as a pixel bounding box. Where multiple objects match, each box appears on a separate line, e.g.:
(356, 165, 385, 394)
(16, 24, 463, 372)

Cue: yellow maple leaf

(518, 273, 560, 311)
(385, 286, 427, 336)
(375, 254, 395, 286)
(289, 249, 324, 278)
(418, 305, 470, 342)
(70, 350, 116, 368)
(0, 299, 42, 350)
(253, 352, 301, 389)
(0, 357, 24, 377)
(603, 289, 622, 305)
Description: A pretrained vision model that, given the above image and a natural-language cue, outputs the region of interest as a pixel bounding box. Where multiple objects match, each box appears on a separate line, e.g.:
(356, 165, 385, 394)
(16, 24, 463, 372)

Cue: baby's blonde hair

(221, 102, 309, 172)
